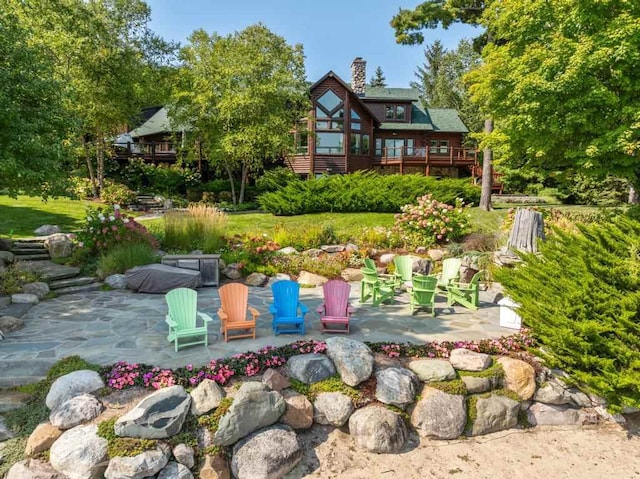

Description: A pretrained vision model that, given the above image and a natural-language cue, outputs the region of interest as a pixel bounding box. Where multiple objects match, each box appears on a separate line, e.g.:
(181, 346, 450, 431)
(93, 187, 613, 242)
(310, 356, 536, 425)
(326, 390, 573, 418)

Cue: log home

(289, 57, 479, 180)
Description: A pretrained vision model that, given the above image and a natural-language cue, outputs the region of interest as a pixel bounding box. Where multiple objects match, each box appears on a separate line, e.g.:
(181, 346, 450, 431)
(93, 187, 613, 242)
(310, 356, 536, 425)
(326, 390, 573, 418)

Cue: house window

(385, 105, 407, 121)
(375, 138, 382, 156)
(350, 133, 361, 154)
(429, 139, 450, 154)
(317, 89, 342, 111)
(316, 132, 344, 154)
(362, 134, 370, 155)
(295, 129, 308, 154)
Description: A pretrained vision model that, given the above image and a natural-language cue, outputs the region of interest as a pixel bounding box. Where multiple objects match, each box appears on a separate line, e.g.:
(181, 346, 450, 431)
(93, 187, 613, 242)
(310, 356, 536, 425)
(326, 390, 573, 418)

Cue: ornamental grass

(163, 204, 228, 253)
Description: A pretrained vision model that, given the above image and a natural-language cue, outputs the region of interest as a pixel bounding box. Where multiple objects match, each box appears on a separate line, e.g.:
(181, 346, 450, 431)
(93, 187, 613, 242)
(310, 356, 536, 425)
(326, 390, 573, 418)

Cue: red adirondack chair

(316, 280, 354, 334)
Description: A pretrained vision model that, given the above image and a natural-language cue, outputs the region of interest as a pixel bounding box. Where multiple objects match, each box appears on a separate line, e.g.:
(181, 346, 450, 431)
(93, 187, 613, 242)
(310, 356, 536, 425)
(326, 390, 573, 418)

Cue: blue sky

(146, 0, 481, 87)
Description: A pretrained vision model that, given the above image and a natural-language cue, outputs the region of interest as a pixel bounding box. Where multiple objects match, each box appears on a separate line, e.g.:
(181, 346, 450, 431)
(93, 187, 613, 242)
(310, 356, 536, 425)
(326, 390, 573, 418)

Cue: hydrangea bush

(76, 205, 158, 252)
(100, 333, 532, 391)
(394, 194, 470, 247)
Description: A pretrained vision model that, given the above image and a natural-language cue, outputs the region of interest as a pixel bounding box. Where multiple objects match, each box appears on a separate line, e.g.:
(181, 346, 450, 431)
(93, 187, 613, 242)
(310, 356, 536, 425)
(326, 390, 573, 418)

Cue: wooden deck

(113, 141, 177, 163)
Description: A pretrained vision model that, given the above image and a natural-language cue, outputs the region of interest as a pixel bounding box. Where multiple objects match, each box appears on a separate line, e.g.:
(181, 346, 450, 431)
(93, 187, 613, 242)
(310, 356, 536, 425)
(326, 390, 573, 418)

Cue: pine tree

(369, 66, 387, 88)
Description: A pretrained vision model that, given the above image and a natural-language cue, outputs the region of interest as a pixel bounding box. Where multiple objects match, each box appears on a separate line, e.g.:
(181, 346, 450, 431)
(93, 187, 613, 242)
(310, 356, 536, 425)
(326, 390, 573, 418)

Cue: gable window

(351, 108, 361, 131)
(429, 139, 449, 154)
(385, 105, 407, 121)
(315, 89, 345, 153)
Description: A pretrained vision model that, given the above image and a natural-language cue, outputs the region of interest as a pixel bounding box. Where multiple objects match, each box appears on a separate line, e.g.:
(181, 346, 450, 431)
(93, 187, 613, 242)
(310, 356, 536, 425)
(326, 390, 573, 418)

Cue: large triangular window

(316, 89, 344, 132)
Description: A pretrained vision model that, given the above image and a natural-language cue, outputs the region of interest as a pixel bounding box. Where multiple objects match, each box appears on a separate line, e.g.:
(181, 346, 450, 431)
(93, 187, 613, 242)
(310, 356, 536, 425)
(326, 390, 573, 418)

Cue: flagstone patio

(0, 283, 514, 387)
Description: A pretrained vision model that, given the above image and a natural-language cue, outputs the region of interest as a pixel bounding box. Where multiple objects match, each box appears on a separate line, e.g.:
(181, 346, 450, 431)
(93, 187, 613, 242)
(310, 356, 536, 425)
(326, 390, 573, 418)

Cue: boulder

(379, 253, 396, 265)
(0, 416, 13, 441)
(412, 257, 432, 275)
(25, 422, 63, 456)
(34, 225, 60, 236)
(0, 251, 15, 264)
(190, 379, 226, 416)
(375, 368, 419, 409)
(245, 272, 268, 287)
(172, 443, 195, 469)
(231, 425, 303, 479)
(261, 368, 291, 392)
(44, 234, 74, 259)
(267, 273, 291, 287)
(0, 295, 11, 308)
(21, 282, 50, 300)
(410, 386, 466, 440)
(50, 394, 103, 430)
(461, 376, 492, 394)
(0, 315, 24, 333)
(341, 268, 363, 282)
(0, 238, 12, 251)
(373, 353, 403, 370)
(199, 454, 230, 479)
(302, 248, 324, 257)
(313, 392, 354, 426)
(276, 247, 298, 255)
(533, 380, 572, 405)
(49, 424, 109, 479)
(408, 359, 456, 382)
(11, 293, 39, 304)
(104, 443, 171, 479)
(222, 264, 243, 280)
(46, 370, 105, 411)
(325, 337, 374, 386)
(470, 395, 520, 436)
(427, 249, 445, 261)
(569, 390, 592, 408)
(213, 382, 285, 446)
(449, 348, 492, 372)
(104, 274, 127, 289)
(527, 402, 586, 426)
(320, 245, 345, 253)
(280, 390, 313, 430)
(6, 459, 65, 479)
(497, 357, 536, 400)
(115, 385, 191, 439)
(297, 271, 328, 287)
(286, 353, 336, 385)
(345, 243, 359, 252)
(349, 405, 408, 453)
(158, 461, 194, 479)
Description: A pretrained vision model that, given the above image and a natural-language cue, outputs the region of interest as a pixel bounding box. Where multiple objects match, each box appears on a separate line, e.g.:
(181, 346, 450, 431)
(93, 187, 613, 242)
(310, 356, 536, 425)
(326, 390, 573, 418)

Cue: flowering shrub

(100, 335, 533, 393)
(100, 181, 136, 206)
(394, 194, 470, 247)
(76, 205, 158, 252)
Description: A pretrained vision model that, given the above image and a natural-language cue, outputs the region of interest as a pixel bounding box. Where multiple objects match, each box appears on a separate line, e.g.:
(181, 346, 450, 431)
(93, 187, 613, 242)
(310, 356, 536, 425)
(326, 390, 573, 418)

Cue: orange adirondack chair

(217, 283, 259, 342)
(316, 280, 354, 334)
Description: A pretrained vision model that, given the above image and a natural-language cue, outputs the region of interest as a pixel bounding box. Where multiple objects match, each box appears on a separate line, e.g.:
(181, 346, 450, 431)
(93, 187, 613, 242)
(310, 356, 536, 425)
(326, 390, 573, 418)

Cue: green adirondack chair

(360, 268, 395, 306)
(447, 271, 483, 311)
(410, 274, 438, 315)
(393, 255, 414, 289)
(363, 258, 376, 271)
(165, 288, 213, 352)
(436, 257, 462, 291)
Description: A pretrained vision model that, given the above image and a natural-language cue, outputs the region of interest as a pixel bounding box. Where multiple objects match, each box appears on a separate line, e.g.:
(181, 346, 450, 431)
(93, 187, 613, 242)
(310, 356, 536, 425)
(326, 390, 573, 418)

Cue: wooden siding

(362, 99, 413, 124)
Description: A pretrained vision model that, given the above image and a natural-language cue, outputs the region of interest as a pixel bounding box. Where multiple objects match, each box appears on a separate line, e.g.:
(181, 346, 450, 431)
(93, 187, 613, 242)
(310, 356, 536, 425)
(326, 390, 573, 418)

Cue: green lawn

(0, 195, 96, 238)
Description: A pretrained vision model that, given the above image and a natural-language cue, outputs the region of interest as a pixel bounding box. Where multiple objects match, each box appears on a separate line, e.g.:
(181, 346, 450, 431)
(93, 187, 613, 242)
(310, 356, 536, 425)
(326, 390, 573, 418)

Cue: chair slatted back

(271, 280, 300, 317)
(165, 288, 197, 329)
(412, 274, 438, 305)
(323, 280, 350, 317)
(441, 258, 462, 283)
(360, 268, 380, 284)
(219, 283, 248, 322)
(394, 255, 414, 282)
(363, 258, 376, 271)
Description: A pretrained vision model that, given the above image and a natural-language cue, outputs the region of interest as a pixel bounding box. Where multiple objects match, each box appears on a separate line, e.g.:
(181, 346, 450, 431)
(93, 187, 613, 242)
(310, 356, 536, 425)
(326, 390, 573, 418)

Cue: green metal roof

(363, 86, 420, 101)
(426, 108, 469, 133)
(129, 107, 174, 138)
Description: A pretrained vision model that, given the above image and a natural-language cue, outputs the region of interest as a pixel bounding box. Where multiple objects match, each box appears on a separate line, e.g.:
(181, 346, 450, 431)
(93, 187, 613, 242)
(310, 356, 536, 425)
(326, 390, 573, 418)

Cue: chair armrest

(197, 312, 213, 323)
(298, 302, 309, 314)
(269, 303, 277, 314)
(217, 309, 228, 321)
(316, 302, 326, 314)
(248, 306, 260, 319)
(165, 315, 177, 327)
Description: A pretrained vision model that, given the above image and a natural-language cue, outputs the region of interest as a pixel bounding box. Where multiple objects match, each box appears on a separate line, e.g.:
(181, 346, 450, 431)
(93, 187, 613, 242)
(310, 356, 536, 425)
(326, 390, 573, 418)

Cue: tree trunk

(479, 119, 493, 211)
(238, 163, 248, 204)
(96, 136, 105, 196)
(225, 165, 237, 205)
(507, 208, 545, 253)
(84, 137, 98, 199)
(629, 185, 638, 204)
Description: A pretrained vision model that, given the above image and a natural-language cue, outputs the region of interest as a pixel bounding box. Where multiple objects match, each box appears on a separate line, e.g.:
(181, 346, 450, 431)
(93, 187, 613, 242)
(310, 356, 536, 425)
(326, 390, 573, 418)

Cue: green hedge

(257, 171, 480, 215)
(497, 216, 640, 411)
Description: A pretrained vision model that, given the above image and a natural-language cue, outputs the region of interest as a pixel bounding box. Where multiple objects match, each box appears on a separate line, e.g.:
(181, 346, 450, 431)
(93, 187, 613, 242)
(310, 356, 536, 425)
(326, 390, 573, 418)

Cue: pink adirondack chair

(316, 280, 354, 334)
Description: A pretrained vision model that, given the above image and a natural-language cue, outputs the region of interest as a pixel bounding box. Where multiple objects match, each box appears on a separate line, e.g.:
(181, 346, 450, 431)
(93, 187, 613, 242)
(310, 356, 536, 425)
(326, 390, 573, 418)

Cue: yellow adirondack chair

(218, 283, 259, 342)
(165, 288, 213, 352)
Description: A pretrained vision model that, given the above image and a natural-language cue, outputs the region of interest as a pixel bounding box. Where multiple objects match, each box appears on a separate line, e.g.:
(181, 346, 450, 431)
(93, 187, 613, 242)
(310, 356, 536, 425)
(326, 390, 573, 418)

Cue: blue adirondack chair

(269, 280, 309, 335)
(165, 288, 213, 352)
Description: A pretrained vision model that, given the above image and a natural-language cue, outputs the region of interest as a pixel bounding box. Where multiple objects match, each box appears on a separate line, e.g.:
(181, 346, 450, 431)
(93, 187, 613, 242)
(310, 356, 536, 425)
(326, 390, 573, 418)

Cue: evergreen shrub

(496, 216, 640, 410)
(258, 171, 480, 215)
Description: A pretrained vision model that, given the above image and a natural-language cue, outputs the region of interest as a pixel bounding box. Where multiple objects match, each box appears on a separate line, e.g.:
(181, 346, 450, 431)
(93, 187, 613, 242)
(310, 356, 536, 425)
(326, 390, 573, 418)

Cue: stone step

(49, 276, 96, 290)
(15, 254, 51, 261)
(13, 241, 47, 249)
(54, 282, 103, 296)
(15, 261, 81, 282)
(12, 248, 49, 255)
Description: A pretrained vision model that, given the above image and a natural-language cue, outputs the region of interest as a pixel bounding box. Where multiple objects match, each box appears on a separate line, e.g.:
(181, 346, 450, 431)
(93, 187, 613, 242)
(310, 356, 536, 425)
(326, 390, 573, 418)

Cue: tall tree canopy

(173, 24, 309, 204)
(369, 66, 387, 87)
(467, 0, 640, 188)
(0, 6, 71, 197)
(411, 39, 483, 133)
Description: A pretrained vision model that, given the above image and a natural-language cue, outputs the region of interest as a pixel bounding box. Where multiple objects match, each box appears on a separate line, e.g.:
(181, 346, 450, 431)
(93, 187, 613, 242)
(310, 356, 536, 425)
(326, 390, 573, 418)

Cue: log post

(507, 208, 545, 253)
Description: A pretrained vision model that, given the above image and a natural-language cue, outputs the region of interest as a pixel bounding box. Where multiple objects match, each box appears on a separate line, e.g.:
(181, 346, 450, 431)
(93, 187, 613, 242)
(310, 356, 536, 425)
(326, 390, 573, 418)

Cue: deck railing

(376, 146, 478, 165)
(114, 141, 177, 161)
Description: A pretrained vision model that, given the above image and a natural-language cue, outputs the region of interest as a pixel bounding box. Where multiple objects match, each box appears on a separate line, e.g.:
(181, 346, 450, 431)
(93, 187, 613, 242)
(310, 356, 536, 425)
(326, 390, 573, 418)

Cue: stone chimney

(351, 57, 367, 97)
